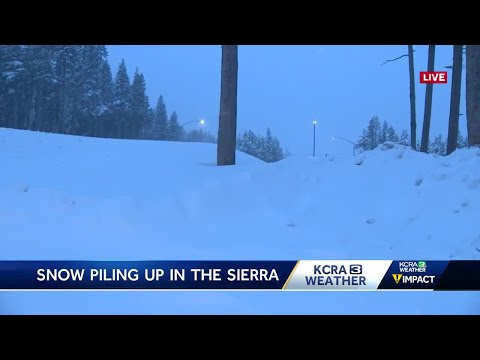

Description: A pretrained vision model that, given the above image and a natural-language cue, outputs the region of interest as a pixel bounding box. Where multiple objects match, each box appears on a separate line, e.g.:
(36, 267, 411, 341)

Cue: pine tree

(185, 129, 217, 143)
(131, 68, 150, 139)
(356, 116, 382, 151)
(457, 131, 468, 149)
(386, 125, 399, 142)
(263, 128, 276, 162)
(380, 120, 389, 144)
(52, 45, 81, 134)
(356, 129, 370, 152)
(167, 111, 183, 141)
(0, 45, 29, 129)
(112, 59, 132, 138)
(77, 45, 109, 136)
(271, 136, 285, 162)
(151, 95, 169, 140)
(430, 134, 446, 155)
(237, 129, 285, 162)
(98, 59, 114, 137)
(237, 130, 260, 158)
(0, 46, 152, 140)
(367, 116, 381, 149)
(399, 129, 410, 146)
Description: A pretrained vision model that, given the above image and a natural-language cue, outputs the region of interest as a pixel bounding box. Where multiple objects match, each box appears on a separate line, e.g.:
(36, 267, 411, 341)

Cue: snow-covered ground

(1, 128, 479, 314)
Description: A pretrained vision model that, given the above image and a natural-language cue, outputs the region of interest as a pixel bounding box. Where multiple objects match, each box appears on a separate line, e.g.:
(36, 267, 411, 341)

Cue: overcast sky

(107, 45, 466, 156)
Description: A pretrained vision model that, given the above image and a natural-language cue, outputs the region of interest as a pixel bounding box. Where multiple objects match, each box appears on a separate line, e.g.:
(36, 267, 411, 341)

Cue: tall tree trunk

(408, 45, 417, 149)
(446, 45, 464, 155)
(420, 45, 436, 153)
(217, 45, 239, 166)
(466, 45, 480, 146)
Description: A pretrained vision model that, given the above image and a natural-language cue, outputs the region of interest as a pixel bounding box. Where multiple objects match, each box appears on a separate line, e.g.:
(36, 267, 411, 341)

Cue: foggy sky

(107, 45, 466, 156)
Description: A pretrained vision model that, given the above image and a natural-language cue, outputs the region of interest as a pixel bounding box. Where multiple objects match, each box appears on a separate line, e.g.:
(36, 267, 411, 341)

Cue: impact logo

(392, 274, 403, 284)
(391, 261, 435, 285)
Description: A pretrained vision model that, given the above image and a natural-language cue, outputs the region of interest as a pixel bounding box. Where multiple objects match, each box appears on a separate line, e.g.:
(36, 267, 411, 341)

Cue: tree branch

(381, 50, 416, 66)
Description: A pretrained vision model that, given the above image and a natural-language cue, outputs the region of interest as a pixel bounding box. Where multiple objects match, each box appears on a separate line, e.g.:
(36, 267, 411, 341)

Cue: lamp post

(332, 136, 356, 156)
(313, 120, 317, 157)
(181, 119, 206, 128)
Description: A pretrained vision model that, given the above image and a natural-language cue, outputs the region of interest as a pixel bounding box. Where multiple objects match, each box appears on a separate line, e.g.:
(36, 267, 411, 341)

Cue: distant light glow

(313, 120, 317, 125)
(332, 136, 335, 140)
(200, 119, 205, 125)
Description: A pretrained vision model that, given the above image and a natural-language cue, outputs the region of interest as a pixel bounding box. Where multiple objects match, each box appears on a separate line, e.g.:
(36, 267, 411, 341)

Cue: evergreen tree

(97, 59, 114, 137)
(184, 129, 217, 143)
(367, 116, 381, 149)
(25, 45, 57, 133)
(151, 95, 168, 140)
(380, 120, 389, 144)
(430, 134, 446, 155)
(237, 130, 261, 158)
(0, 45, 29, 129)
(386, 125, 399, 142)
(236, 129, 285, 163)
(261, 128, 284, 162)
(399, 129, 410, 146)
(457, 131, 468, 149)
(52, 45, 82, 134)
(77, 45, 109, 136)
(167, 111, 183, 141)
(356, 129, 369, 152)
(0, 46, 149, 141)
(131, 68, 150, 139)
(112, 59, 132, 138)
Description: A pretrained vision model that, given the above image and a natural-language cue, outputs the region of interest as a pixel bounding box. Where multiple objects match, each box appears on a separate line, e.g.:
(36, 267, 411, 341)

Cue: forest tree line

(0, 45, 288, 162)
(356, 115, 468, 155)
(0, 45, 215, 142)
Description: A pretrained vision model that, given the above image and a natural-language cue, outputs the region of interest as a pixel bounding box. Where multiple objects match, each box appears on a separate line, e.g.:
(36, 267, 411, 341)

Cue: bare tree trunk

(420, 45, 436, 153)
(408, 45, 417, 149)
(217, 45, 239, 166)
(466, 45, 480, 146)
(446, 45, 464, 155)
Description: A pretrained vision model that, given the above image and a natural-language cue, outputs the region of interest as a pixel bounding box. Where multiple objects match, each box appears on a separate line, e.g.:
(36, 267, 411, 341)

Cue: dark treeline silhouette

(0, 45, 215, 143)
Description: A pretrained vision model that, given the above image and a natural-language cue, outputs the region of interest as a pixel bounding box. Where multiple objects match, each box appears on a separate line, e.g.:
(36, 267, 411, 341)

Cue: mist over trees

(0, 45, 215, 143)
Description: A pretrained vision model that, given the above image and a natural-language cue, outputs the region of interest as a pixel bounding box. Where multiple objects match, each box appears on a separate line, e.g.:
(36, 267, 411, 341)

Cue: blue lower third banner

(0, 260, 479, 290)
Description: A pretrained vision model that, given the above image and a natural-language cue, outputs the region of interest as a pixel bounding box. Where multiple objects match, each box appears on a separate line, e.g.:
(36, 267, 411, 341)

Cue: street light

(313, 120, 317, 157)
(332, 136, 356, 156)
(180, 119, 206, 128)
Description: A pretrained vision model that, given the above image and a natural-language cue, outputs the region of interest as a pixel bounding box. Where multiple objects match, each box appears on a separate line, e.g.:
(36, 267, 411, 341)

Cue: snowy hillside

(1, 128, 479, 314)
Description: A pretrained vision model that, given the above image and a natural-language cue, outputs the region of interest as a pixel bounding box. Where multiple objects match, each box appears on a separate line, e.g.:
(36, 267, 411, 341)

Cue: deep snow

(1, 128, 479, 314)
